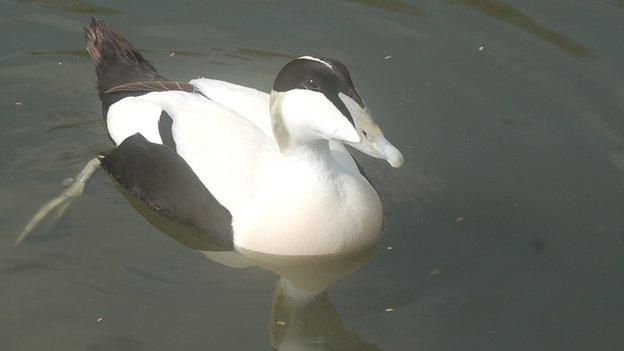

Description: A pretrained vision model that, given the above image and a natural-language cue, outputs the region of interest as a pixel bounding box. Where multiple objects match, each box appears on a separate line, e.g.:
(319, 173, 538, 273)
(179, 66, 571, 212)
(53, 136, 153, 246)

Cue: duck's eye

(305, 80, 320, 91)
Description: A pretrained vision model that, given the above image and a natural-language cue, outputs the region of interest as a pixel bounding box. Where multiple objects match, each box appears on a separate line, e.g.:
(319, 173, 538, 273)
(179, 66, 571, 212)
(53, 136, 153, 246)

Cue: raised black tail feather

(84, 17, 165, 114)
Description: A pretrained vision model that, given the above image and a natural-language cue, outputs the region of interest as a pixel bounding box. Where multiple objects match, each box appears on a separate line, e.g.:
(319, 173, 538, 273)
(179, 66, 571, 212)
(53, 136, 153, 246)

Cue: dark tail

(84, 17, 165, 114)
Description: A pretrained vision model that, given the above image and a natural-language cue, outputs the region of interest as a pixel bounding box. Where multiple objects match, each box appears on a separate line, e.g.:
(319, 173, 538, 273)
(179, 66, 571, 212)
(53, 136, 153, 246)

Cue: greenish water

(2, 0, 624, 350)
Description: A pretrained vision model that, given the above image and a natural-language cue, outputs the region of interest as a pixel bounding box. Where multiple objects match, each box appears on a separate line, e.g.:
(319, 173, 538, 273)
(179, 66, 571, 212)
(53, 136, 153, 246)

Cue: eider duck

(16, 18, 403, 256)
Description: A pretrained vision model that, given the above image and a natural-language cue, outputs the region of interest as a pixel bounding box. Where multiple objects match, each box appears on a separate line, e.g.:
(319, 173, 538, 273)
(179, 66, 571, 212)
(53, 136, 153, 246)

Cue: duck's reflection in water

(120, 184, 382, 350)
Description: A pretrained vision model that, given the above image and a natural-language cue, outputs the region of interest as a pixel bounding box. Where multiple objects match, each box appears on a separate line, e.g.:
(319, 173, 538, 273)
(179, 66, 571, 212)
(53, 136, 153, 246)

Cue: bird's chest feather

(232, 157, 382, 256)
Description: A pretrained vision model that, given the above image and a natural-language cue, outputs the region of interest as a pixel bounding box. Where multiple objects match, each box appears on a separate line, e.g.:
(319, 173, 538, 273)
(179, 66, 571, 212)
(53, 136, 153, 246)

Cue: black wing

(100, 133, 234, 250)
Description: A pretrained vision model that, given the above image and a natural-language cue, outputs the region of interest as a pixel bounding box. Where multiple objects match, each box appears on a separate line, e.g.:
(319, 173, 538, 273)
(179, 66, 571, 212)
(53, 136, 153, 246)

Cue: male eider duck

(16, 18, 403, 256)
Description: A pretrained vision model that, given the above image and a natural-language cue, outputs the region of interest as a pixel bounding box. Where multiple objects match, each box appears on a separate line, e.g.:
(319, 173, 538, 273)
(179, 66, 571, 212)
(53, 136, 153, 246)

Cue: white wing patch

(139, 91, 271, 212)
(107, 97, 164, 146)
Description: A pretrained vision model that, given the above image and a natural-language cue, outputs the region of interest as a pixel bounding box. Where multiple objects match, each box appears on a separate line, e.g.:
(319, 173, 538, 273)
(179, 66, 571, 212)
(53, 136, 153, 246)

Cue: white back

(191, 78, 274, 137)
(191, 78, 361, 175)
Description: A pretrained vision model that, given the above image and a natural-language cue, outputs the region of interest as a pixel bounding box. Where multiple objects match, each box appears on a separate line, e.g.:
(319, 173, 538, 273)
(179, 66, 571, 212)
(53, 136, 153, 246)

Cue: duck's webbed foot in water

(14, 157, 101, 246)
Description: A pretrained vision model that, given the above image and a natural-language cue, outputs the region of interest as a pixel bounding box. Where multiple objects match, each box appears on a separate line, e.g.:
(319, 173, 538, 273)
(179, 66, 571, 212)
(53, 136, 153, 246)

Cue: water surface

(2, 0, 624, 350)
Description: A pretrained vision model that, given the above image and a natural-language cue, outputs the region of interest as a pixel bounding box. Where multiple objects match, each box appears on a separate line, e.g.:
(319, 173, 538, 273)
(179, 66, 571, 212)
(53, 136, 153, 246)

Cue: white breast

(232, 147, 383, 256)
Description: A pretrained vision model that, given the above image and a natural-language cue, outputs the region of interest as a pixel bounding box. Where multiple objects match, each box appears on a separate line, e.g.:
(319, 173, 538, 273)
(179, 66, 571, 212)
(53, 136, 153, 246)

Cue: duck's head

(270, 56, 404, 168)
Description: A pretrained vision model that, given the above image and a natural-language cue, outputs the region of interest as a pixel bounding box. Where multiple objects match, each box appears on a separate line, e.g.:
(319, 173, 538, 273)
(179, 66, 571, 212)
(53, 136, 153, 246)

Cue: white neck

(280, 139, 336, 166)
(269, 90, 360, 153)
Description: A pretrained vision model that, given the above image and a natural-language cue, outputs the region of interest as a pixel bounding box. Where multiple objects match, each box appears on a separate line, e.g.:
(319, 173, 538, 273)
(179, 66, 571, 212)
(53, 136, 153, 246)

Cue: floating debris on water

(428, 268, 442, 278)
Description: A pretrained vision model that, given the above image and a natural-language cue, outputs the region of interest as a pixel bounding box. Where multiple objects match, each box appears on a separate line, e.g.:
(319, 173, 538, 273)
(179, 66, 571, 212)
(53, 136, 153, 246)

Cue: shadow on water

(16, 0, 124, 15)
(29, 49, 90, 58)
(219, 47, 296, 61)
(117, 183, 383, 350)
(47, 118, 101, 132)
(449, 0, 589, 57)
(44, 111, 104, 133)
(338, 0, 425, 17)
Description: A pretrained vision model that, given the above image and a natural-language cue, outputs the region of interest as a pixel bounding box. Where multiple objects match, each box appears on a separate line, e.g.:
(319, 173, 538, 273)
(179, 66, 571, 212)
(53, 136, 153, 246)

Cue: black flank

(100, 133, 234, 250)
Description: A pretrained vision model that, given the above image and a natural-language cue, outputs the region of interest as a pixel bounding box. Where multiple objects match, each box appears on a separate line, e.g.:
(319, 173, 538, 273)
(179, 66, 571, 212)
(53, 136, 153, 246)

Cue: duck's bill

(347, 131, 404, 168)
(338, 93, 404, 168)
(375, 137, 404, 168)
